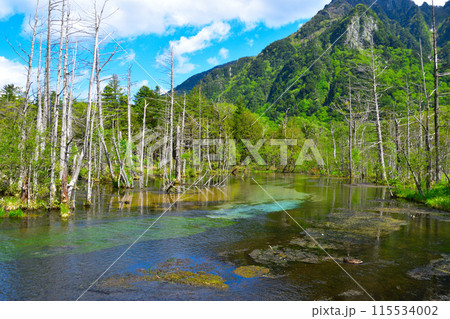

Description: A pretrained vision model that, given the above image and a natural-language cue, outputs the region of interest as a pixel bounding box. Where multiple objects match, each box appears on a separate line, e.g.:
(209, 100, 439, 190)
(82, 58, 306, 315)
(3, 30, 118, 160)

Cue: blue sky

(0, 0, 445, 97)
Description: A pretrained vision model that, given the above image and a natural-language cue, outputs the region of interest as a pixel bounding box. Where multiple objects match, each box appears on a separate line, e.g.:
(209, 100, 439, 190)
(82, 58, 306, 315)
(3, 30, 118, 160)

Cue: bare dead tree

(139, 100, 147, 188)
(49, 0, 66, 204)
(431, 0, 441, 182)
(68, 1, 105, 202)
(419, 39, 432, 190)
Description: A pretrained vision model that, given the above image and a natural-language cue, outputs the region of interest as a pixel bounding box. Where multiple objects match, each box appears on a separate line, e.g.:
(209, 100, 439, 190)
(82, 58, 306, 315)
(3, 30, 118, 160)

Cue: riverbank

(394, 182, 450, 212)
(0, 196, 53, 218)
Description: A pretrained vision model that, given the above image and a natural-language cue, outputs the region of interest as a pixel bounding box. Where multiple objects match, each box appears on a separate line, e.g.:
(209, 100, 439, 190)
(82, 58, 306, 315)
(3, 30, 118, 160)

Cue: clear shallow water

(0, 174, 449, 300)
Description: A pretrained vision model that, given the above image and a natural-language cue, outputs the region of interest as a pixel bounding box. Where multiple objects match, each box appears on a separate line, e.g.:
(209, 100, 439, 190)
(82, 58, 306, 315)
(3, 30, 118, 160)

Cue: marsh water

(0, 174, 449, 301)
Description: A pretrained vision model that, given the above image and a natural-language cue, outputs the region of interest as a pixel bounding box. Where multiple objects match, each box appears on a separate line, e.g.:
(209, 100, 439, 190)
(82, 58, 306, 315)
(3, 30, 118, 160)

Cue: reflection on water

(0, 174, 449, 301)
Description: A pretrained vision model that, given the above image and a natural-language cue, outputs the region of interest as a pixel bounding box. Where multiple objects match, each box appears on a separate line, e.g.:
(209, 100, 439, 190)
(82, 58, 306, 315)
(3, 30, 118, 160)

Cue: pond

(0, 174, 449, 300)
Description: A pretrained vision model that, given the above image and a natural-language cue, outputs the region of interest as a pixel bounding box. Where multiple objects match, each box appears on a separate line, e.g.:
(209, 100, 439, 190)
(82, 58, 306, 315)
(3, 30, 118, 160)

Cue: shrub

(8, 209, 24, 218)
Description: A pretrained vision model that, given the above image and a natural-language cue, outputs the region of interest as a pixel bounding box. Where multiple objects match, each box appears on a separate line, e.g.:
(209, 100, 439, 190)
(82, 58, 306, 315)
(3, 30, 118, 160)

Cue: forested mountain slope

(176, 0, 449, 120)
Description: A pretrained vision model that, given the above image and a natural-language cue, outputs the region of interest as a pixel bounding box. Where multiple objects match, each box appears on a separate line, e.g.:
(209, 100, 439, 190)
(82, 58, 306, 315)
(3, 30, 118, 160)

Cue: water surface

(0, 174, 448, 300)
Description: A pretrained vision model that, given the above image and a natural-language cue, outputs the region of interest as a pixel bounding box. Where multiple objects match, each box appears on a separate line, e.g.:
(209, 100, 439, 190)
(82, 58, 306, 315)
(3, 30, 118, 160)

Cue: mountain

(175, 0, 449, 119)
(175, 60, 237, 94)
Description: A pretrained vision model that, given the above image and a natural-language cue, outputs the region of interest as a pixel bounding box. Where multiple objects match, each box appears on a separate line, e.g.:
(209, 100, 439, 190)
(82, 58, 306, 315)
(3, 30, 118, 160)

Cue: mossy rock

(307, 211, 407, 238)
(101, 267, 228, 290)
(249, 246, 329, 265)
(289, 237, 345, 250)
(233, 265, 270, 278)
(143, 269, 228, 289)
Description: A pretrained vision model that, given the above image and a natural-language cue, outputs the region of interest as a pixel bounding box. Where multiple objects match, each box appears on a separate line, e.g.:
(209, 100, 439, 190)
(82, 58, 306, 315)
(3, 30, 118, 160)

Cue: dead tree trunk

(59, 7, 70, 180)
(420, 39, 432, 191)
(49, 0, 66, 204)
(127, 64, 134, 187)
(43, 0, 53, 136)
(67, 2, 103, 201)
(20, 0, 40, 201)
(369, 40, 387, 182)
(432, 1, 441, 182)
(176, 124, 182, 181)
(348, 76, 353, 182)
(169, 48, 175, 177)
(139, 100, 147, 188)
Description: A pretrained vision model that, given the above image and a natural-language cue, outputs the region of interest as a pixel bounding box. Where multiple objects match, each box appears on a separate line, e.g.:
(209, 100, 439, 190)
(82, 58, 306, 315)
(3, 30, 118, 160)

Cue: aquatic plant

(408, 254, 450, 280)
(233, 265, 270, 278)
(7, 209, 24, 218)
(207, 200, 302, 220)
(60, 203, 70, 218)
(249, 245, 330, 265)
(101, 258, 229, 290)
(0, 216, 235, 262)
(0, 196, 48, 211)
(143, 269, 228, 289)
(309, 211, 407, 238)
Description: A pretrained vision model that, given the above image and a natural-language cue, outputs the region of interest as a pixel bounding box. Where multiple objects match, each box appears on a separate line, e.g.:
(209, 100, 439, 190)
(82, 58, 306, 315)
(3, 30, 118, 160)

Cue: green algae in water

(207, 200, 302, 220)
(101, 258, 229, 290)
(233, 265, 270, 278)
(0, 217, 234, 262)
(308, 212, 408, 238)
(142, 269, 228, 289)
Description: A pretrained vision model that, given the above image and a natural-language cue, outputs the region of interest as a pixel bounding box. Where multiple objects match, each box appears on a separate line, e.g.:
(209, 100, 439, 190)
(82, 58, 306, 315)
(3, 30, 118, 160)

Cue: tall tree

(432, 0, 441, 182)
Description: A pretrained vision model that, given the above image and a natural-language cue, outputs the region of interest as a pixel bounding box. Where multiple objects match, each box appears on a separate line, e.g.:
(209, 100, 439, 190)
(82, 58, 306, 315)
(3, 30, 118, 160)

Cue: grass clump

(0, 196, 49, 211)
(60, 203, 70, 218)
(396, 183, 450, 211)
(7, 209, 24, 218)
(0, 206, 24, 218)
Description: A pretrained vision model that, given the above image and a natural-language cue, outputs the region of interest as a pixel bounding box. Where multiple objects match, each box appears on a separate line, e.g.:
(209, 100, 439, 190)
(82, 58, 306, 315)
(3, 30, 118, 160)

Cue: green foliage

(177, 0, 440, 121)
(396, 183, 450, 212)
(7, 209, 24, 218)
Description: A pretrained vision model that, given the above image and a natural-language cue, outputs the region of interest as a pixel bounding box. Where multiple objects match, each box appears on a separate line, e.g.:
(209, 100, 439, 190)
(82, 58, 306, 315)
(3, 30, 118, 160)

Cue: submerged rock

(290, 237, 345, 251)
(307, 211, 407, 238)
(249, 246, 329, 265)
(408, 254, 450, 280)
(343, 257, 363, 265)
(339, 289, 363, 297)
(101, 258, 228, 290)
(233, 265, 270, 278)
(143, 269, 228, 289)
(101, 274, 141, 289)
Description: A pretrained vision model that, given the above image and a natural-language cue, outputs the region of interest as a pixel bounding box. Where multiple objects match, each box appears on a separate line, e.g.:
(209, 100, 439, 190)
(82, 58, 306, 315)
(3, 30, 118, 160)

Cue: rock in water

(343, 257, 363, 264)
(233, 265, 270, 278)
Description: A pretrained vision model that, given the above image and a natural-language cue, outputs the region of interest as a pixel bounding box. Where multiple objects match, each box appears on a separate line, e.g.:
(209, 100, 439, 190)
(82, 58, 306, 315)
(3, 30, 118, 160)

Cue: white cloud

(138, 79, 148, 87)
(219, 47, 229, 59)
(0, 56, 26, 89)
(0, 0, 36, 21)
(1, 0, 333, 38)
(2, 0, 449, 39)
(175, 61, 196, 74)
(157, 21, 230, 74)
(207, 57, 219, 66)
(170, 21, 231, 57)
(120, 50, 136, 65)
(247, 38, 254, 47)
